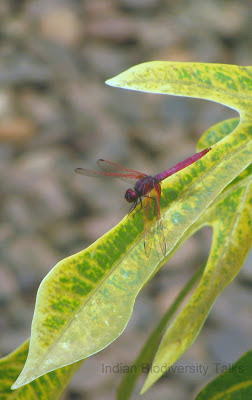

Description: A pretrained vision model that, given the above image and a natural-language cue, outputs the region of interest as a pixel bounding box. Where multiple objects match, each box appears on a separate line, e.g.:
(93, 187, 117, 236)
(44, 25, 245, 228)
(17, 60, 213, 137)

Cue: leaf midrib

(32, 136, 251, 374)
(123, 74, 252, 103)
(161, 139, 251, 222)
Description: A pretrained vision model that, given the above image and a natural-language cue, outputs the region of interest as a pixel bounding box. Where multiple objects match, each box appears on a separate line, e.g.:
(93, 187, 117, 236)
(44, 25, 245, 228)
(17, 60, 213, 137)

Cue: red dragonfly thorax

(125, 176, 159, 204)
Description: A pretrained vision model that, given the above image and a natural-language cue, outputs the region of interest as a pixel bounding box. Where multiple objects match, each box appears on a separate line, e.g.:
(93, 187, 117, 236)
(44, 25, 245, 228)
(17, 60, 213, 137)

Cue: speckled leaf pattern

(116, 264, 206, 400)
(141, 117, 252, 392)
(194, 350, 252, 400)
(11, 62, 251, 390)
(117, 117, 251, 398)
(106, 61, 252, 114)
(0, 340, 82, 400)
(142, 162, 252, 392)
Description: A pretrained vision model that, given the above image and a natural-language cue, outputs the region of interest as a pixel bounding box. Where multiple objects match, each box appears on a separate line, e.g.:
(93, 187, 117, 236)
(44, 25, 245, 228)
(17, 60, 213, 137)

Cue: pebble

(84, 1, 114, 17)
(239, 251, 252, 282)
(0, 89, 13, 116)
(0, 117, 36, 143)
(39, 7, 82, 46)
(0, 264, 19, 304)
(0, 54, 52, 86)
(207, 328, 251, 365)
(120, 0, 161, 11)
(86, 15, 137, 43)
(7, 235, 60, 289)
(19, 90, 62, 125)
(82, 43, 132, 77)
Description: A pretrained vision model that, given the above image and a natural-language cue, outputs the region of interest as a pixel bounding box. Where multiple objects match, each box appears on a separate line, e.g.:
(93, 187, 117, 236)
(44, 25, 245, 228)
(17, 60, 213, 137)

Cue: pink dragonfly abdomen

(154, 148, 211, 182)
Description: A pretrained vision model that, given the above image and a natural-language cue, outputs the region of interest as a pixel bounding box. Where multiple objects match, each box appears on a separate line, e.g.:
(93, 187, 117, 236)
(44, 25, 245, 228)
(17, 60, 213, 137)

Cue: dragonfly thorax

(125, 176, 158, 204)
(134, 176, 158, 197)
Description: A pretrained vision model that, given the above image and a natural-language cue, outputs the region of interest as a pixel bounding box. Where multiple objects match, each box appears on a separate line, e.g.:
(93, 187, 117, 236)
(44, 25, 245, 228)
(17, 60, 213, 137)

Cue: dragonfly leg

(129, 202, 137, 214)
(139, 198, 143, 210)
(143, 194, 157, 212)
(131, 198, 144, 217)
(143, 195, 155, 201)
(129, 198, 142, 215)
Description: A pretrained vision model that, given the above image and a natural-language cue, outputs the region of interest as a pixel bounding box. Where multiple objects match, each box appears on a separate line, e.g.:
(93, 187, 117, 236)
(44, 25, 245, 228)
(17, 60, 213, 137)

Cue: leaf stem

(116, 262, 206, 400)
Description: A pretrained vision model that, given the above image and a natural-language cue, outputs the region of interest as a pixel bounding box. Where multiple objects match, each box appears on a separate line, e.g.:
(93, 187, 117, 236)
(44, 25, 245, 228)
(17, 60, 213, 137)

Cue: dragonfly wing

(142, 183, 166, 257)
(97, 159, 147, 183)
(157, 216, 166, 256)
(75, 168, 115, 177)
(74, 168, 133, 178)
(97, 159, 145, 175)
(154, 182, 166, 256)
(142, 193, 153, 258)
(75, 167, 144, 182)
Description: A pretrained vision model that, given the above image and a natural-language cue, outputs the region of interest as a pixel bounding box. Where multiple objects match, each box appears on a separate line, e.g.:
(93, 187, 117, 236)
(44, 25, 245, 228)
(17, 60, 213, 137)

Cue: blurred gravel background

(0, 1, 251, 399)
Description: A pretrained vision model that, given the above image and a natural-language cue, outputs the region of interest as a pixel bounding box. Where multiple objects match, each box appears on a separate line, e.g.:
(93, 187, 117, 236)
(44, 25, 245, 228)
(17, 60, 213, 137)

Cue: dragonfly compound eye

(125, 189, 138, 203)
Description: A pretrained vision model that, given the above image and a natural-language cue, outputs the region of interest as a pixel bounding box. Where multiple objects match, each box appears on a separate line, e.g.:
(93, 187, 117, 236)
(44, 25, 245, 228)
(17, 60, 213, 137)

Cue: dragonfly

(75, 147, 211, 256)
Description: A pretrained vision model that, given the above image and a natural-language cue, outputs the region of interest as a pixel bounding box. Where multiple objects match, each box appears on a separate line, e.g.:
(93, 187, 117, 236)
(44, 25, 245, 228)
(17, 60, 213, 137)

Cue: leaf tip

(11, 362, 42, 389)
(105, 77, 121, 88)
(140, 376, 154, 395)
(11, 373, 28, 390)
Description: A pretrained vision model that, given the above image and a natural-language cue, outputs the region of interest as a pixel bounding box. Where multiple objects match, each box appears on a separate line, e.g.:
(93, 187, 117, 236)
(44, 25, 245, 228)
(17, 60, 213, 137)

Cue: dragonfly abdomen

(155, 148, 211, 181)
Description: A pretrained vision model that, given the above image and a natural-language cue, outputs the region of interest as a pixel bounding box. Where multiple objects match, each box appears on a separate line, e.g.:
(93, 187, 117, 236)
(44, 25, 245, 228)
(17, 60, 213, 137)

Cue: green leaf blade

(10, 61, 251, 391)
(195, 351, 252, 400)
(141, 165, 252, 393)
(12, 121, 251, 389)
(197, 118, 240, 149)
(106, 62, 252, 114)
(116, 263, 205, 400)
(0, 340, 82, 400)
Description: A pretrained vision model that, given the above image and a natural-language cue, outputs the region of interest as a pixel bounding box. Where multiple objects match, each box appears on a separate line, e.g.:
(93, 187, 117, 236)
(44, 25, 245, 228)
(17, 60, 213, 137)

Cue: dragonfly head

(125, 188, 138, 203)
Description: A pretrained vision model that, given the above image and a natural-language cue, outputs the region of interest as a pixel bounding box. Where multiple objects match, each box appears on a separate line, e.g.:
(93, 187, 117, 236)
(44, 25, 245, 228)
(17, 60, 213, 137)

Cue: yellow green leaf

(116, 263, 205, 400)
(13, 128, 251, 389)
(106, 62, 252, 116)
(194, 350, 252, 400)
(141, 154, 252, 393)
(12, 62, 251, 391)
(0, 340, 82, 400)
(116, 117, 250, 398)
(197, 118, 239, 150)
